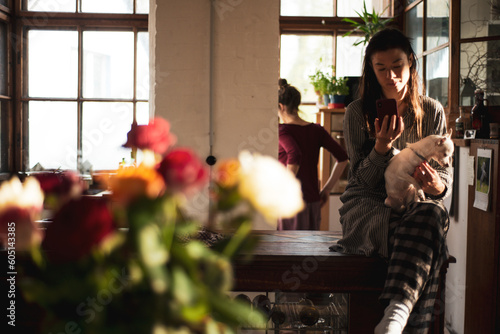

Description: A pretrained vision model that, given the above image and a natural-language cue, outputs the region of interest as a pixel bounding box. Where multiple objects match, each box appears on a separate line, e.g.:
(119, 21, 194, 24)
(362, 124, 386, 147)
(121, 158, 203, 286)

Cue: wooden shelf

(316, 107, 347, 231)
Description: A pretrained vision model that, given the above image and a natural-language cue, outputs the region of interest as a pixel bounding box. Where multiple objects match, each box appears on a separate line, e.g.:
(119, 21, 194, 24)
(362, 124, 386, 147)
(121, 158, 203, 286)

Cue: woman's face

(371, 48, 412, 98)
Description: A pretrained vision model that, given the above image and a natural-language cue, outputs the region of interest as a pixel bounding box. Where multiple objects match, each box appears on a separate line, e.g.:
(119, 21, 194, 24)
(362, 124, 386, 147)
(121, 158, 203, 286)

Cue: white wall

(444, 146, 470, 334)
(150, 0, 280, 228)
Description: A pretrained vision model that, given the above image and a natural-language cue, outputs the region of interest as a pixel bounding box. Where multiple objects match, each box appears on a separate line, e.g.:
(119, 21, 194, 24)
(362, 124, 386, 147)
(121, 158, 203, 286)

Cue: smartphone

(376, 98, 399, 121)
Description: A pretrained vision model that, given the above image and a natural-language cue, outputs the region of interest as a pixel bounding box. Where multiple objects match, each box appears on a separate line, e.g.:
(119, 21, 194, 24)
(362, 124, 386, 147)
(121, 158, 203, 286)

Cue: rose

(214, 159, 241, 189)
(237, 151, 304, 223)
(157, 148, 208, 195)
(0, 207, 43, 251)
(0, 177, 44, 250)
(123, 118, 177, 155)
(33, 171, 84, 209)
(42, 197, 115, 263)
(109, 164, 166, 205)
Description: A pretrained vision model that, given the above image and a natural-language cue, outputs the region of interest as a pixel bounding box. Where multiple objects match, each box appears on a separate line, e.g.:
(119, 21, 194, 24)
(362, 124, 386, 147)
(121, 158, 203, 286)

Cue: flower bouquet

(0, 117, 304, 333)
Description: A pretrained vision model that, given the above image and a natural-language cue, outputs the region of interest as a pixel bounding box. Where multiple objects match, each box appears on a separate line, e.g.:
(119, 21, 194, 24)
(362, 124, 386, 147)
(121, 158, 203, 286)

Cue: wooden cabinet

(232, 231, 387, 333)
(465, 139, 500, 334)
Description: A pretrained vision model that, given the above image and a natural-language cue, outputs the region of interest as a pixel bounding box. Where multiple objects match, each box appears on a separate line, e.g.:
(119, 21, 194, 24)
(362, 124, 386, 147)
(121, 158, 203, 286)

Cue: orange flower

(109, 164, 166, 205)
(215, 159, 241, 188)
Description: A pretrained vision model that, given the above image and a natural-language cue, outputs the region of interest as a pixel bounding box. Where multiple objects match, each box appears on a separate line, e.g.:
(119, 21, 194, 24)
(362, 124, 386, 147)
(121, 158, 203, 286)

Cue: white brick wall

(150, 0, 280, 228)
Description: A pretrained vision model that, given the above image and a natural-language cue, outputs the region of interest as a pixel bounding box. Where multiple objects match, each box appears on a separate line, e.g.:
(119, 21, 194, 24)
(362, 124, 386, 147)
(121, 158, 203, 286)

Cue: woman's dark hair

(278, 78, 301, 115)
(359, 28, 423, 138)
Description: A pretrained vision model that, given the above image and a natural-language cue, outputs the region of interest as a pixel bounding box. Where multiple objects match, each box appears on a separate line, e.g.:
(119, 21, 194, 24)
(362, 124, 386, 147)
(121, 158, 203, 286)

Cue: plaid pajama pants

(381, 200, 450, 334)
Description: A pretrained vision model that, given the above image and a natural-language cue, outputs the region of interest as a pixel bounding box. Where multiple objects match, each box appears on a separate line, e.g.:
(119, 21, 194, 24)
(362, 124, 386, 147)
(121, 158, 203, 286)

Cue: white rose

(237, 151, 304, 224)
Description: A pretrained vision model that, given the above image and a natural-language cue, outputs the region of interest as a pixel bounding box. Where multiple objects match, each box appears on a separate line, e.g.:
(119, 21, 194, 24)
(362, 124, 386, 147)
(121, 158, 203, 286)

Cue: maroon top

(279, 123, 348, 203)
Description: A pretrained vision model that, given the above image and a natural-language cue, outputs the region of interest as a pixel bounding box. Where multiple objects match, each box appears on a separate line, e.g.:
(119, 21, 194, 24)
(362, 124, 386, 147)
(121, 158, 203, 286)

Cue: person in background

(278, 78, 348, 230)
(331, 28, 452, 334)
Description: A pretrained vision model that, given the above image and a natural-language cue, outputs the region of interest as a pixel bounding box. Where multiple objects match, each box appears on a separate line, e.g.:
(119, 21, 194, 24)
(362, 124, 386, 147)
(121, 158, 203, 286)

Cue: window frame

(0, 1, 13, 180)
(279, 2, 403, 107)
(11, 1, 148, 174)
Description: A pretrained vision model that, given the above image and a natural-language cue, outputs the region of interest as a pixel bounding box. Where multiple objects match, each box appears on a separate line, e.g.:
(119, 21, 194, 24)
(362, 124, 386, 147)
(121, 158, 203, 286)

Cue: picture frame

(464, 129, 476, 139)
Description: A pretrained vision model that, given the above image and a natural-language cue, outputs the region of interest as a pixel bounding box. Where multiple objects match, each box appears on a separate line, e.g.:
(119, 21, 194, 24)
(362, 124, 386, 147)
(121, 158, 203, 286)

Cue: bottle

(252, 294, 272, 318)
(455, 107, 465, 138)
(118, 157, 126, 169)
(270, 305, 286, 325)
(470, 89, 490, 139)
(298, 298, 319, 326)
(234, 293, 252, 306)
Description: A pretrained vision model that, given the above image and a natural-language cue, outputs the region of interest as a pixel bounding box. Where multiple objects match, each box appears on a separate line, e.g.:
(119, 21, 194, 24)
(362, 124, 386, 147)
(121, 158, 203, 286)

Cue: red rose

(123, 118, 177, 155)
(42, 197, 115, 263)
(0, 207, 43, 251)
(157, 148, 208, 195)
(34, 171, 84, 197)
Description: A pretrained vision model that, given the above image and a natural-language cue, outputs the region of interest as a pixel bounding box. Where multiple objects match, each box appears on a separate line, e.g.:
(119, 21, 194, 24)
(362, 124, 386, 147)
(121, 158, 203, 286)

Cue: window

(458, 0, 500, 106)
(279, 0, 394, 118)
(404, 0, 450, 107)
(17, 0, 148, 172)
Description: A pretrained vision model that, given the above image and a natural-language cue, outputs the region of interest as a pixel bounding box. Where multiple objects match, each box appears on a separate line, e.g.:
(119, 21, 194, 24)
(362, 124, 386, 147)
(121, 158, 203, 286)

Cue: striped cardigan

(335, 96, 453, 258)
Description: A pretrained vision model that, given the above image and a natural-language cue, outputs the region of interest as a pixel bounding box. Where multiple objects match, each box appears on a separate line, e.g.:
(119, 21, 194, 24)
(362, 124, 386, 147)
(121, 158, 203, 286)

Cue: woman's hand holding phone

(374, 98, 404, 154)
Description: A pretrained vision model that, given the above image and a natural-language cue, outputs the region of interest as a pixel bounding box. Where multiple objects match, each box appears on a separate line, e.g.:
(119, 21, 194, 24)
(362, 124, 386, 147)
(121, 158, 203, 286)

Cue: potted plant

(329, 77, 350, 108)
(342, 1, 394, 46)
(309, 69, 333, 106)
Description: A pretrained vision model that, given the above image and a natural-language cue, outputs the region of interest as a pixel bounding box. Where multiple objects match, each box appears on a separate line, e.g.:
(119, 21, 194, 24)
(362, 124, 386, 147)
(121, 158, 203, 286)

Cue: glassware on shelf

(252, 294, 272, 318)
(298, 298, 320, 326)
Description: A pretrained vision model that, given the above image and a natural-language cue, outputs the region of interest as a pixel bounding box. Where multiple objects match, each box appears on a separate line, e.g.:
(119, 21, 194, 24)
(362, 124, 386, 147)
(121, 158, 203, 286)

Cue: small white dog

(384, 133, 454, 212)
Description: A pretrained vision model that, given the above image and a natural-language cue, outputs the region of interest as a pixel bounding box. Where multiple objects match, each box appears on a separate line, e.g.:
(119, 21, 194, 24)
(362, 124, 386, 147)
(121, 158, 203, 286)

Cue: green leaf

(209, 293, 267, 329)
(221, 220, 253, 258)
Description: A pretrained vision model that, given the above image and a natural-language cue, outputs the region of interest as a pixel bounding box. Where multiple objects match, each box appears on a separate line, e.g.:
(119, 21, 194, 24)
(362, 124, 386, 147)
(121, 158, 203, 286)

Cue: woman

(332, 28, 452, 334)
(278, 79, 348, 230)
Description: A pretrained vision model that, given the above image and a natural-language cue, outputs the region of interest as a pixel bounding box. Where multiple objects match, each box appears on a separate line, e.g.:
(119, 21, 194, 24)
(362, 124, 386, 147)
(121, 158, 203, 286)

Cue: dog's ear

(436, 137, 446, 146)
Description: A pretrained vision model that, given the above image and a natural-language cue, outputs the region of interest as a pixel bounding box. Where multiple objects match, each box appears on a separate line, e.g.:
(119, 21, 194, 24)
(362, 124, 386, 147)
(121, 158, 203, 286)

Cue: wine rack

(236, 292, 349, 333)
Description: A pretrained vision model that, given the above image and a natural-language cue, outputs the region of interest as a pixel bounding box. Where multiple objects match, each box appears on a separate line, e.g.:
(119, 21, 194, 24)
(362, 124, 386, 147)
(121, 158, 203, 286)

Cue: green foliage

(308, 69, 332, 95)
(342, 1, 394, 46)
(19, 194, 268, 333)
(332, 77, 349, 96)
(309, 67, 349, 96)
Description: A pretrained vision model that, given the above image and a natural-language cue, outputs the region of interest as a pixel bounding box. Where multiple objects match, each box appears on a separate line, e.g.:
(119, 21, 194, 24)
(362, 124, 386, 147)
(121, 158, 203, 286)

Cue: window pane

(426, 47, 449, 107)
(83, 31, 134, 99)
(28, 30, 78, 98)
(298, 105, 319, 123)
(0, 0, 8, 7)
(0, 22, 7, 96)
(81, 0, 133, 14)
(280, 34, 333, 103)
(426, 0, 449, 50)
(336, 35, 364, 77)
(461, 0, 500, 39)
(137, 102, 149, 125)
(136, 0, 149, 14)
(405, 3, 423, 56)
(137, 32, 149, 100)
(280, 0, 333, 17)
(338, 0, 392, 17)
(460, 40, 500, 106)
(28, 101, 77, 170)
(26, 0, 76, 12)
(416, 58, 423, 95)
(82, 102, 133, 170)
